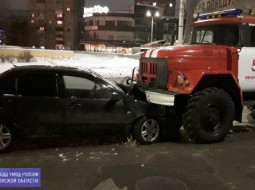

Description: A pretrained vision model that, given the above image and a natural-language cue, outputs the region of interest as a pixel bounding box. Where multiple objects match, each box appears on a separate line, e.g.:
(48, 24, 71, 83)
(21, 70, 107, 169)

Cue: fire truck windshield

(190, 24, 239, 46)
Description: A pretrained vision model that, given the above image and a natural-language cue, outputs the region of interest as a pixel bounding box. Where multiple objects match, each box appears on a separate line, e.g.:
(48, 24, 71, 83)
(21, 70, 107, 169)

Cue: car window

(0, 76, 16, 95)
(64, 75, 98, 90)
(18, 74, 57, 97)
(63, 75, 112, 99)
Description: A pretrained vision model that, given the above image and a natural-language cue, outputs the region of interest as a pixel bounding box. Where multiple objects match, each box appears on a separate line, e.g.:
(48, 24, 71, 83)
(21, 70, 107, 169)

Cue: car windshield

(190, 24, 239, 46)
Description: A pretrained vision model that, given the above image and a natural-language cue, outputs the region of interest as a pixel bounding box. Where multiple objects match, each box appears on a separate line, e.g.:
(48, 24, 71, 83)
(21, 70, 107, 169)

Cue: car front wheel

(134, 117, 160, 145)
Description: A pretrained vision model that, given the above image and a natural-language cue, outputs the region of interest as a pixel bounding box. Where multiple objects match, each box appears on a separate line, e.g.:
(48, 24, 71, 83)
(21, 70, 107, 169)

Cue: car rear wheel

(0, 123, 15, 153)
(134, 117, 160, 145)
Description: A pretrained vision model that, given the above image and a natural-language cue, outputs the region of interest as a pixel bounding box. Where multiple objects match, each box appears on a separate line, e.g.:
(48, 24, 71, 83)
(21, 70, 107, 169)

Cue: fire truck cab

(135, 9, 255, 143)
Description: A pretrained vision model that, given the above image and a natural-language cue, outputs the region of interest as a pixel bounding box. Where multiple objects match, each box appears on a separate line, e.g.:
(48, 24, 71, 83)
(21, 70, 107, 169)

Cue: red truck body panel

(139, 15, 255, 95)
(141, 44, 240, 94)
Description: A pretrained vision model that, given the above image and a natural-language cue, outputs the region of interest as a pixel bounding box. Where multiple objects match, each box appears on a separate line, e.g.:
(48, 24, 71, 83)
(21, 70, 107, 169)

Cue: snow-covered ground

(0, 52, 140, 78)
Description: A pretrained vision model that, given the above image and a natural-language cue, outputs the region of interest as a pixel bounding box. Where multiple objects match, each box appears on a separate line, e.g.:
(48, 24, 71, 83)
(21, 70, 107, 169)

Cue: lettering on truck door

(238, 25, 255, 92)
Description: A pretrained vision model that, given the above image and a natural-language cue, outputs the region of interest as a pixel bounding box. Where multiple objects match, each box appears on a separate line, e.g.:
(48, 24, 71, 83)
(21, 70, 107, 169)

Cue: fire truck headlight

(185, 80, 190, 87)
(177, 75, 183, 85)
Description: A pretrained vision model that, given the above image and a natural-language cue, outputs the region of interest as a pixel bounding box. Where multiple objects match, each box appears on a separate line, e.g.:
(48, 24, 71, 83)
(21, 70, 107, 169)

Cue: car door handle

(67, 102, 82, 108)
(6, 99, 14, 105)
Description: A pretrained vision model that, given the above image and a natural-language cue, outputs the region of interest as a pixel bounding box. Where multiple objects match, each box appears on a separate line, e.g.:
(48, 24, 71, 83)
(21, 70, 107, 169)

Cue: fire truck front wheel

(183, 87, 234, 143)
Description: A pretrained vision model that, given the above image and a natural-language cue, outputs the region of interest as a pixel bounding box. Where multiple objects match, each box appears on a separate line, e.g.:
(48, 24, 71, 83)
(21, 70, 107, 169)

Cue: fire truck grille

(139, 58, 168, 89)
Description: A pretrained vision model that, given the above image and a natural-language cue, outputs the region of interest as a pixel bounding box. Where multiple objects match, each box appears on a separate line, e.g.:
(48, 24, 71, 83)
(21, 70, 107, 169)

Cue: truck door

(238, 25, 255, 92)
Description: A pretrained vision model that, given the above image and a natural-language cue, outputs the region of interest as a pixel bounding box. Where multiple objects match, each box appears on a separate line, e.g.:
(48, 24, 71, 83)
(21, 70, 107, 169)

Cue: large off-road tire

(134, 117, 160, 145)
(0, 122, 15, 153)
(183, 88, 235, 143)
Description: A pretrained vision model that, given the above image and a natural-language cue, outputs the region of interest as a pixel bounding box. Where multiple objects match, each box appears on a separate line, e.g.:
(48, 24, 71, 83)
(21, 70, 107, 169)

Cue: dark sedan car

(0, 65, 177, 153)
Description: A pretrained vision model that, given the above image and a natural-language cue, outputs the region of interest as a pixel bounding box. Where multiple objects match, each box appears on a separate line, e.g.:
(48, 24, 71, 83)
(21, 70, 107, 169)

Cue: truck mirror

(240, 24, 251, 47)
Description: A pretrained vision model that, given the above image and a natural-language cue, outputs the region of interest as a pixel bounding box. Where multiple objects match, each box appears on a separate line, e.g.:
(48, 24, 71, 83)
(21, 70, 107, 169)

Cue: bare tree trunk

(184, 0, 199, 43)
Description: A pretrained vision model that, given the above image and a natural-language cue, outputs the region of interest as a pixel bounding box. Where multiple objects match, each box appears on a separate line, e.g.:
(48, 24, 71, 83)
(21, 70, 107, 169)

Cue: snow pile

(71, 53, 139, 78)
(0, 52, 140, 78)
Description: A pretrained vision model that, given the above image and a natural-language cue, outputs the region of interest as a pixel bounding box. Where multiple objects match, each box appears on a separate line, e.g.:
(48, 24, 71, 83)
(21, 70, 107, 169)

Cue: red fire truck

(134, 8, 255, 143)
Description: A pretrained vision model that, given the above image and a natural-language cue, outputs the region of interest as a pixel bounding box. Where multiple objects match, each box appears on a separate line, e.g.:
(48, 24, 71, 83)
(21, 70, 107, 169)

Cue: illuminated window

(32, 13, 35, 17)
(39, 27, 44, 31)
(31, 20, 35, 24)
(67, 7, 70, 11)
(57, 13, 62, 18)
(57, 20, 63, 25)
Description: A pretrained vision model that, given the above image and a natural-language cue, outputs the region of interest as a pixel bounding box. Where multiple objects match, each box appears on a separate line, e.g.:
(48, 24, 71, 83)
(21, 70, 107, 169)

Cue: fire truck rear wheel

(183, 87, 234, 143)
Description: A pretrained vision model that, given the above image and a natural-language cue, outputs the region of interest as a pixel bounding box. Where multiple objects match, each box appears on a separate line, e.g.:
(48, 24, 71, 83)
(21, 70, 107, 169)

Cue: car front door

(61, 74, 128, 136)
(2, 71, 65, 137)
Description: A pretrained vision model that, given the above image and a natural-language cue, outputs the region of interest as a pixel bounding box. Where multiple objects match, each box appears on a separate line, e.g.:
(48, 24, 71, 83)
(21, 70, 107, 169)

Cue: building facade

(81, 0, 180, 52)
(28, 0, 83, 50)
(82, 13, 135, 53)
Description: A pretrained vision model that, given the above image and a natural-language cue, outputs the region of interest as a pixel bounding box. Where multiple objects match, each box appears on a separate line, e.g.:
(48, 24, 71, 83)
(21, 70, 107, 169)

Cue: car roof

(0, 64, 94, 76)
(0, 64, 113, 88)
(0, 64, 128, 97)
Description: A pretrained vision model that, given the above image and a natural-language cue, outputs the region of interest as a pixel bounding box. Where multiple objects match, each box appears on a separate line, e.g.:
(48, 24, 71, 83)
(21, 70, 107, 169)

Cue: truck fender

(192, 74, 243, 122)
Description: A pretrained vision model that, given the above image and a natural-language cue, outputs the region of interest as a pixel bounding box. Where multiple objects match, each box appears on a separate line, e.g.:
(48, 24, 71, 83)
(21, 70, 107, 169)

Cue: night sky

(85, 0, 134, 12)
(0, 0, 134, 12)
(0, 0, 27, 10)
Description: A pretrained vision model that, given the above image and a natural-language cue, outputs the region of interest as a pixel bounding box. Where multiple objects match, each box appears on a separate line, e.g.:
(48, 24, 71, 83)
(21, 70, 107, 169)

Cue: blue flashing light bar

(198, 9, 243, 20)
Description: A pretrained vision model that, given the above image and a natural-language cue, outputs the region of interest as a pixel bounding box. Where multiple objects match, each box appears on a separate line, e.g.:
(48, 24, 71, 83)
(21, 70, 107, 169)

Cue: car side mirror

(111, 92, 121, 103)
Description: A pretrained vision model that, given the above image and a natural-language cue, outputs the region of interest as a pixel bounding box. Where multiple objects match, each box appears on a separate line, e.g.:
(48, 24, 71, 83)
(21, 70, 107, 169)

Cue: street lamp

(146, 10, 160, 42)
(178, 0, 185, 45)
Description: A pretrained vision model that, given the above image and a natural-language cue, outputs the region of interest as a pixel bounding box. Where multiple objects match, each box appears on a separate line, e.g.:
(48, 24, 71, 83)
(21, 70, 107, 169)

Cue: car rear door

(60, 73, 127, 136)
(2, 70, 65, 137)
